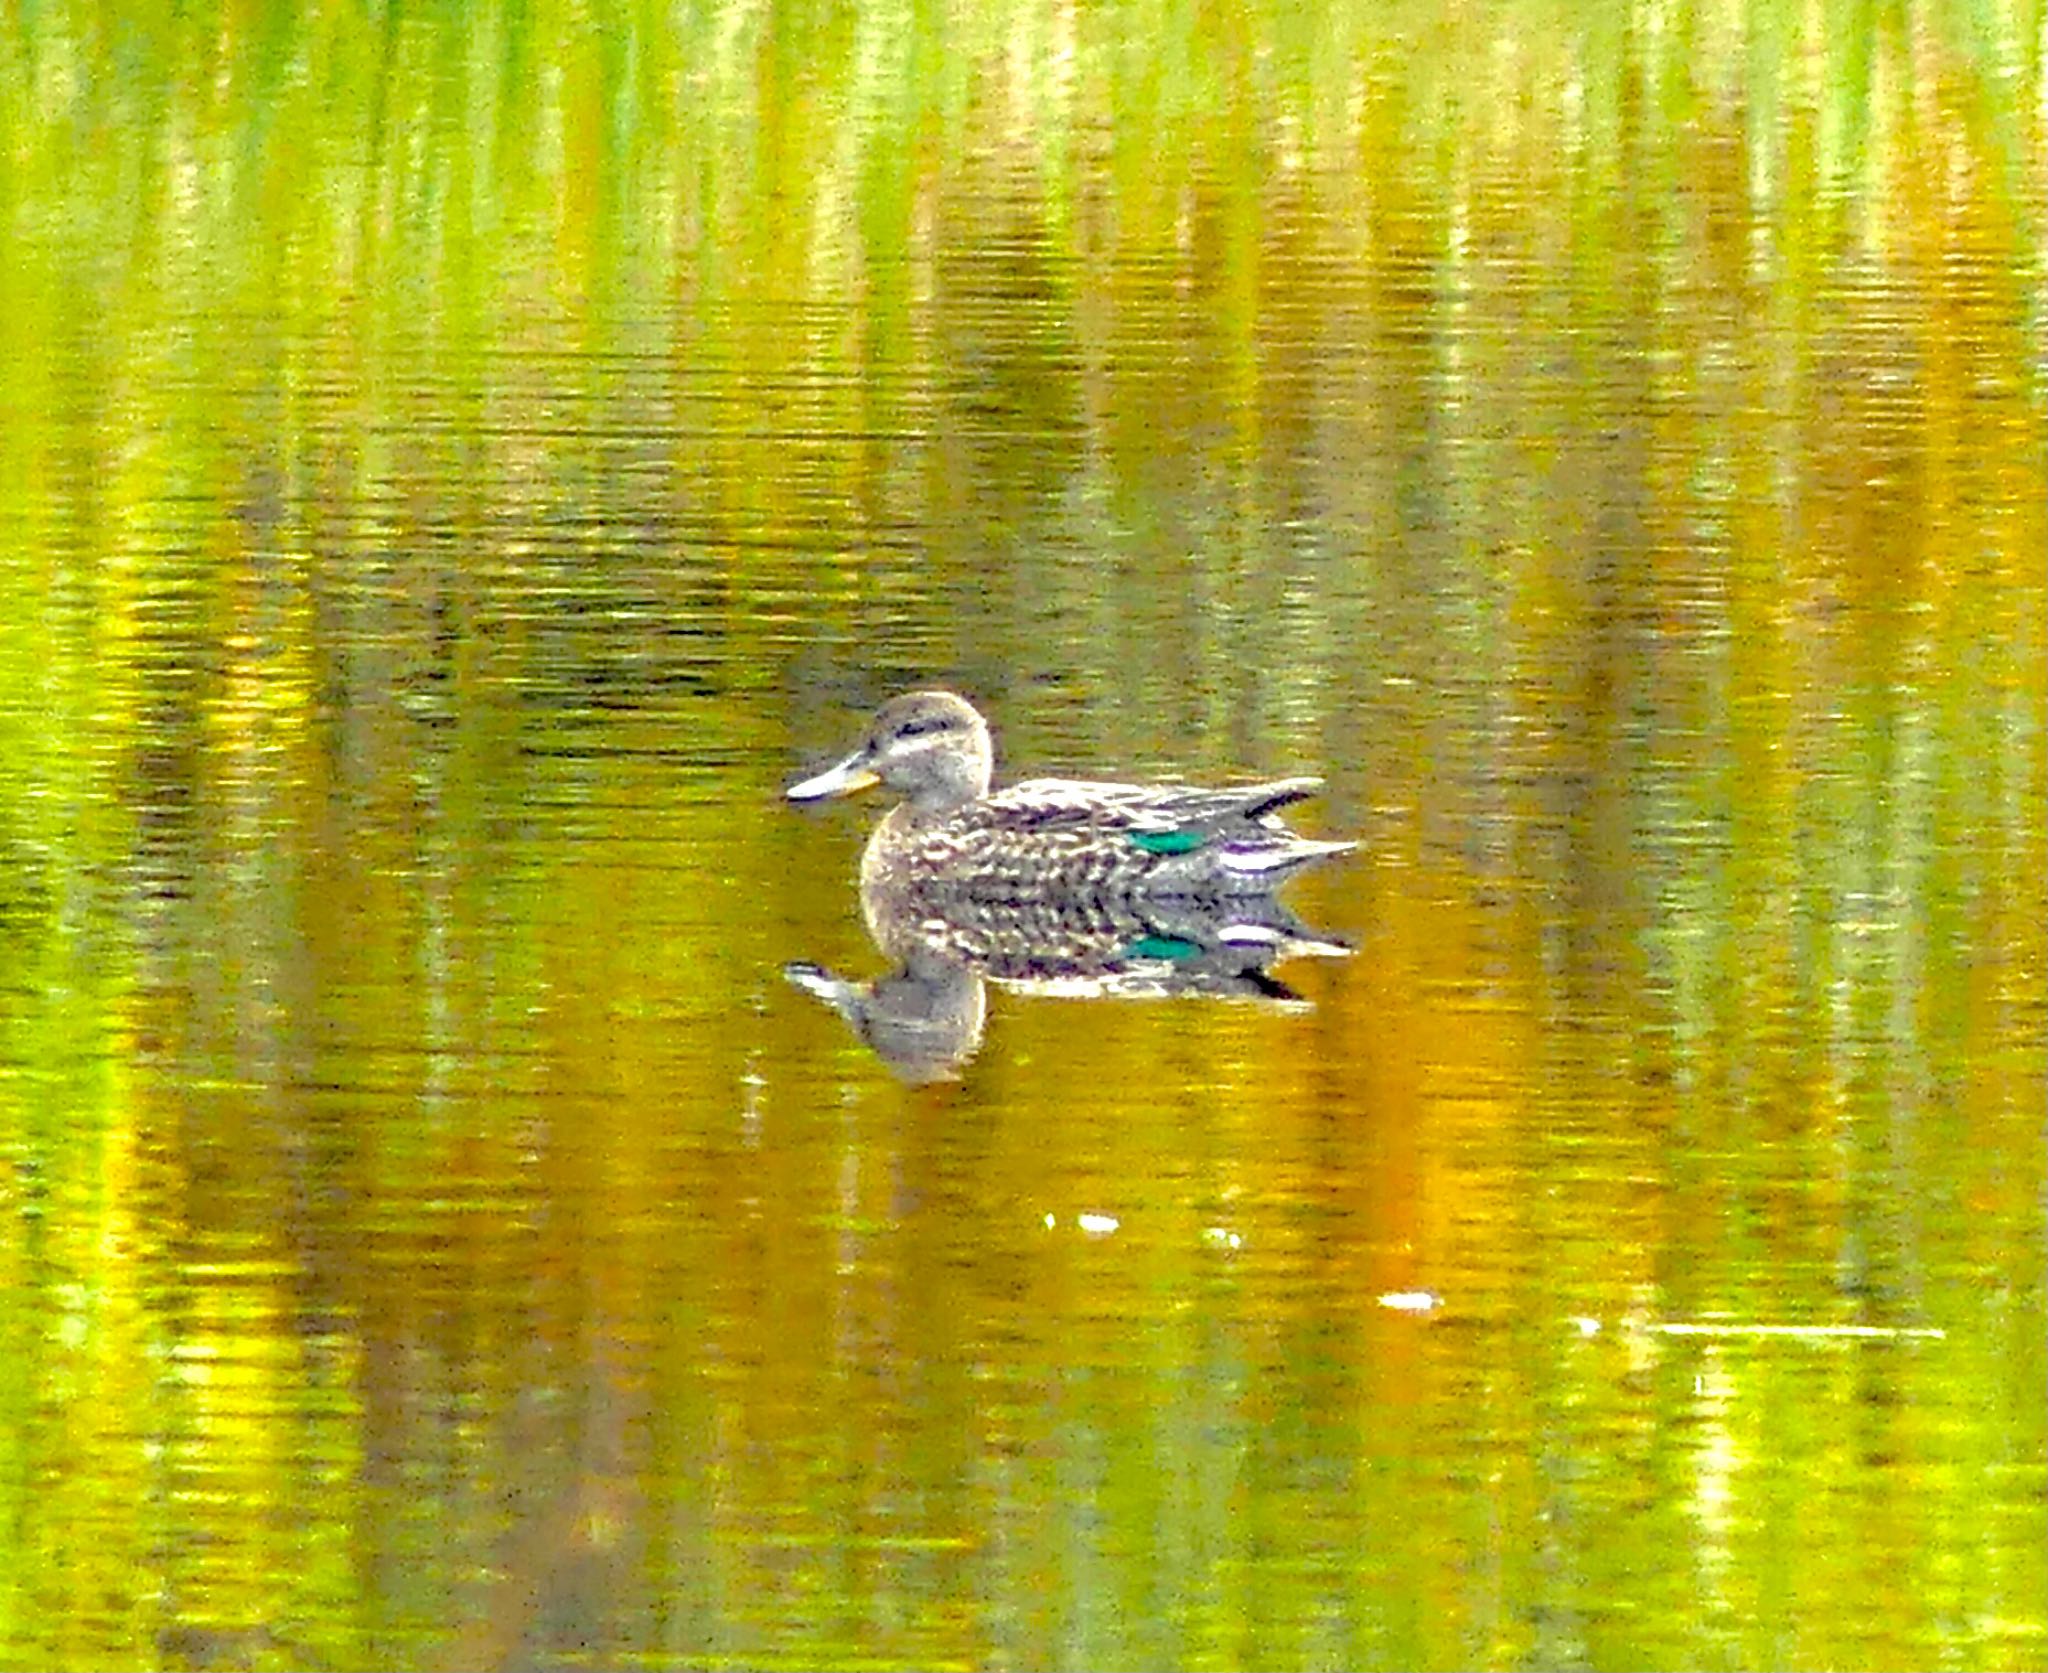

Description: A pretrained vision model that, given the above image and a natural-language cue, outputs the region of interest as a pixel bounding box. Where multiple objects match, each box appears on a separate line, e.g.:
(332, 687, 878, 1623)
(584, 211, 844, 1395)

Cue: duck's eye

(895, 714, 952, 739)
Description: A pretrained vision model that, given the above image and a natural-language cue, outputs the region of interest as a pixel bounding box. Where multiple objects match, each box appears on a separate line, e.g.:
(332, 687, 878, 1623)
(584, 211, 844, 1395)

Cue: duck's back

(983, 776, 1321, 836)
(865, 775, 1349, 901)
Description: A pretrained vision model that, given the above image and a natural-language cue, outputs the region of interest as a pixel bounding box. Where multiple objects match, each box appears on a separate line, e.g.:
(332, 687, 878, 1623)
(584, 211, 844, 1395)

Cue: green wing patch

(1124, 935, 1202, 961)
(1127, 828, 1205, 856)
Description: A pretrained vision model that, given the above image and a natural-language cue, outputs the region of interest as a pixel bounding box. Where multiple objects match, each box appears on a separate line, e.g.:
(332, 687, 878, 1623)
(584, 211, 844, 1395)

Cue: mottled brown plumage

(787, 690, 1355, 898)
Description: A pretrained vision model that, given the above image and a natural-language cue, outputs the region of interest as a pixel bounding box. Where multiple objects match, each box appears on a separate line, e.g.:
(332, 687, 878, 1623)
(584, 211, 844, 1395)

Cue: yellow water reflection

(2, 0, 2043, 1667)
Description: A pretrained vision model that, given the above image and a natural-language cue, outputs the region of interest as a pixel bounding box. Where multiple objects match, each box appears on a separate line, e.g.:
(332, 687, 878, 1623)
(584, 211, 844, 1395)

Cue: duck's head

(788, 690, 995, 815)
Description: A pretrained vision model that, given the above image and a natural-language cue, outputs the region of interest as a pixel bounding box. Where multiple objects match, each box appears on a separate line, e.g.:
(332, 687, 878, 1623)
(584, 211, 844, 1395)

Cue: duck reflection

(787, 691, 1354, 1081)
(786, 876, 1348, 1081)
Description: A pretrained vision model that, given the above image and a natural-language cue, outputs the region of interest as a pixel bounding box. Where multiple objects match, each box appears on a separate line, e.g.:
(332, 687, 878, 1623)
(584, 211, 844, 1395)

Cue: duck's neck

(898, 750, 988, 817)
(902, 783, 976, 818)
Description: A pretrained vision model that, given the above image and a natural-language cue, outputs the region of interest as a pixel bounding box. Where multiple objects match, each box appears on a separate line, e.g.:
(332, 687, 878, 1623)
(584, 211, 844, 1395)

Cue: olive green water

(3, 2, 2045, 1668)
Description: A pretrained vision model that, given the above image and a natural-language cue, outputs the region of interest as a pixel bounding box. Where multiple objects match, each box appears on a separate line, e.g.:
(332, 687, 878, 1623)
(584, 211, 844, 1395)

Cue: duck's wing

(978, 776, 1327, 836)
(956, 776, 1352, 881)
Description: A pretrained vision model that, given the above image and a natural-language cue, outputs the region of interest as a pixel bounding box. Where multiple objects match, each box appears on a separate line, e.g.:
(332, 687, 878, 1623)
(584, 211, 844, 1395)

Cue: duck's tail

(1216, 835, 1358, 880)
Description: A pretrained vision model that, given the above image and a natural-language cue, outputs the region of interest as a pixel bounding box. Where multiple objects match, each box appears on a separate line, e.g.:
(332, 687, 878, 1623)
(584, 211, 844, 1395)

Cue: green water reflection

(2, 0, 2043, 1668)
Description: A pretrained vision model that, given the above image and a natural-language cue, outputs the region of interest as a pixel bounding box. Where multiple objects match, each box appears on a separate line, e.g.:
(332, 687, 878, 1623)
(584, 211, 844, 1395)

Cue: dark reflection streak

(1549, 28, 1664, 1014)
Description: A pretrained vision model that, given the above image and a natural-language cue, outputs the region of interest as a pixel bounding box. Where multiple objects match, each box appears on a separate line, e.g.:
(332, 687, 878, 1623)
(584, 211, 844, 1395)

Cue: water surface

(2, 2, 2043, 1668)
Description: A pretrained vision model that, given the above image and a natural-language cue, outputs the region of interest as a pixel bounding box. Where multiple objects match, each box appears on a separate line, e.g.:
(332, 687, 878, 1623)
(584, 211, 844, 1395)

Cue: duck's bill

(787, 753, 881, 802)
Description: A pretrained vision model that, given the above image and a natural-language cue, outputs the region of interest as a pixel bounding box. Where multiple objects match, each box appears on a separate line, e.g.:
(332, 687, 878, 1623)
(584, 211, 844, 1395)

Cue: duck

(787, 690, 1354, 899)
